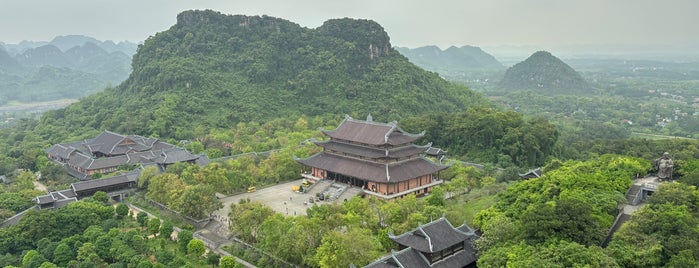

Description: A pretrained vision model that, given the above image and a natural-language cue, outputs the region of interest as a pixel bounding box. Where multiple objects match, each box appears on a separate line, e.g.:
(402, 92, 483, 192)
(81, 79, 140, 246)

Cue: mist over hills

(395, 45, 504, 81)
(0, 35, 137, 56)
(499, 51, 591, 93)
(0, 35, 136, 104)
(41, 10, 484, 140)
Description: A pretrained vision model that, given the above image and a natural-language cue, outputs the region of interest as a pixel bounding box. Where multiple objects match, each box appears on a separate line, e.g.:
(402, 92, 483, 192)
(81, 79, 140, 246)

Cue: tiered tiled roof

(322, 115, 425, 146)
(296, 153, 447, 183)
(298, 115, 448, 184)
(312, 140, 431, 159)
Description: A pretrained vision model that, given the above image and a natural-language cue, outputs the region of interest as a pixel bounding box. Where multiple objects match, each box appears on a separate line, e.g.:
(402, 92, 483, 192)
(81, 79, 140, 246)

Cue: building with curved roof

(296, 115, 449, 200)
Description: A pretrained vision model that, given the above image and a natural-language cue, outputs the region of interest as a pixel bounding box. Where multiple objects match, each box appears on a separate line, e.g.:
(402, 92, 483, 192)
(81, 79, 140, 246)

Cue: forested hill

(42, 9, 484, 140)
(499, 51, 591, 93)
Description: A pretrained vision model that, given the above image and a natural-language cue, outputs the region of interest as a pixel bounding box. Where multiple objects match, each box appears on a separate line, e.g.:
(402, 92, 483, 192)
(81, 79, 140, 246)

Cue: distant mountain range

(0, 35, 137, 104)
(499, 51, 591, 93)
(395, 45, 504, 80)
(1, 35, 137, 56)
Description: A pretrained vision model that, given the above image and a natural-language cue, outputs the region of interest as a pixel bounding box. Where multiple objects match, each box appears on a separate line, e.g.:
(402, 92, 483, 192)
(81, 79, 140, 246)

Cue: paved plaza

(213, 178, 360, 220)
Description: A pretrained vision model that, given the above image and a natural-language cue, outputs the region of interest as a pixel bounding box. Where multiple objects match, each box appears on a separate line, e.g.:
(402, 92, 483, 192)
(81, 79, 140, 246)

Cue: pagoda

(296, 115, 449, 200)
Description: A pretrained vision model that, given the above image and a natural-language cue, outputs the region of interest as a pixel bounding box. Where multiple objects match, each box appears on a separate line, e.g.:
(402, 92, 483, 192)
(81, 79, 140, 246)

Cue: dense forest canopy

(36, 9, 484, 143)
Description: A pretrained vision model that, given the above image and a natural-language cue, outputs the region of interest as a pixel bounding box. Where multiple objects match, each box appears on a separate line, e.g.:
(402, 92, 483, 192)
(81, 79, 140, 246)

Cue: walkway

(127, 204, 256, 268)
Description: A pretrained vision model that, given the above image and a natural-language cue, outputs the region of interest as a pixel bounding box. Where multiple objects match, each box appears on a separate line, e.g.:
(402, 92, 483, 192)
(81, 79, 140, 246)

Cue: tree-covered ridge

(474, 155, 649, 267)
(37, 9, 483, 141)
(499, 51, 592, 93)
(401, 108, 558, 167)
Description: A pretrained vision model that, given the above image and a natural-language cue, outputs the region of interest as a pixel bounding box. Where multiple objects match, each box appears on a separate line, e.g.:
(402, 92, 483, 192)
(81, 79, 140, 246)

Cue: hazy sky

(2, 0, 698, 49)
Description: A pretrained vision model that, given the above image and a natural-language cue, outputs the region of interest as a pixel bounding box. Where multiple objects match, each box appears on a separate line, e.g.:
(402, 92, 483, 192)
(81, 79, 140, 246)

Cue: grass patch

(445, 183, 507, 226)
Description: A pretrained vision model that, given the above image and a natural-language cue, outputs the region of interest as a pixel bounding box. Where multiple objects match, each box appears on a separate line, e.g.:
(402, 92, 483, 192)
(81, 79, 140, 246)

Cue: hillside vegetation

(499, 51, 591, 93)
(39, 10, 485, 142)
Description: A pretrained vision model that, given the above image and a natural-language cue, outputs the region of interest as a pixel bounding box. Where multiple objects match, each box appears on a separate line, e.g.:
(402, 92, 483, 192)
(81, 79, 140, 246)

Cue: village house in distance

(46, 130, 208, 180)
(296, 115, 449, 200)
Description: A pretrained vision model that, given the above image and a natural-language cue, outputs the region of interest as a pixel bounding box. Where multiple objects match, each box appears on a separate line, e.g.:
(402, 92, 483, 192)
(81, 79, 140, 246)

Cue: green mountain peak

(45, 10, 480, 140)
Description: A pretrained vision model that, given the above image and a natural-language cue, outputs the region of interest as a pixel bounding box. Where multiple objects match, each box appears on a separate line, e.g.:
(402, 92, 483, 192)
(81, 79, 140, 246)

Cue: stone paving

(213, 178, 344, 218)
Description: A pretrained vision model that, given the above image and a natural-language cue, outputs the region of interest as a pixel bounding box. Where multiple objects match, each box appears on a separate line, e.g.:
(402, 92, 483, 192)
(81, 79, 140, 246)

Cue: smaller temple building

(296, 115, 449, 200)
(46, 130, 208, 179)
(364, 216, 479, 268)
(35, 170, 140, 209)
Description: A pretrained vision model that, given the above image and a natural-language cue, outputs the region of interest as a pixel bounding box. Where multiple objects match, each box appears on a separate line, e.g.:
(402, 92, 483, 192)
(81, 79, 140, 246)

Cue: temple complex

(46, 130, 208, 179)
(296, 115, 449, 200)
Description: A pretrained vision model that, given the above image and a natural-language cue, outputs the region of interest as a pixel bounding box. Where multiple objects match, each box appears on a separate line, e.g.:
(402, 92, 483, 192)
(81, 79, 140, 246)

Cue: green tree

(115, 203, 129, 219)
(137, 165, 160, 189)
(228, 201, 275, 242)
(38, 262, 59, 268)
(147, 218, 161, 238)
(52, 243, 74, 267)
(177, 229, 193, 253)
(159, 221, 174, 240)
(207, 253, 221, 267)
(186, 239, 206, 257)
(173, 184, 222, 219)
(92, 191, 109, 204)
(136, 212, 148, 229)
(22, 250, 47, 268)
(314, 228, 382, 268)
(15, 169, 36, 191)
(94, 235, 113, 262)
(76, 242, 102, 267)
(425, 186, 446, 207)
(219, 256, 237, 268)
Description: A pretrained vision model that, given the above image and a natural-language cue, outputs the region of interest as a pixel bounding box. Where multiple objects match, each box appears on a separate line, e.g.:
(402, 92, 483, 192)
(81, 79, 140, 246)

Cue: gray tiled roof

(35, 194, 55, 205)
(46, 144, 76, 159)
(71, 171, 139, 193)
(425, 147, 446, 156)
(158, 148, 200, 164)
(87, 130, 126, 155)
(314, 140, 430, 159)
(519, 167, 543, 179)
(364, 247, 429, 268)
(297, 152, 447, 183)
(365, 217, 479, 268)
(322, 116, 424, 146)
(87, 155, 129, 169)
(431, 249, 477, 268)
(390, 217, 472, 253)
(49, 131, 201, 179)
(67, 152, 93, 168)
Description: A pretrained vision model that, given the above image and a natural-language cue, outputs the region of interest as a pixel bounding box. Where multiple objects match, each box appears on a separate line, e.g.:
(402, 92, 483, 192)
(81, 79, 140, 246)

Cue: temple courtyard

(213, 178, 362, 220)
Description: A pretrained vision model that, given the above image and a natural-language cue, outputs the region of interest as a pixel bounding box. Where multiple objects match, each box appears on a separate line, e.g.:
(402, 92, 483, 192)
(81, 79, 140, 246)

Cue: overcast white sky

(2, 0, 698, 49)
